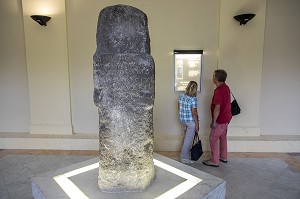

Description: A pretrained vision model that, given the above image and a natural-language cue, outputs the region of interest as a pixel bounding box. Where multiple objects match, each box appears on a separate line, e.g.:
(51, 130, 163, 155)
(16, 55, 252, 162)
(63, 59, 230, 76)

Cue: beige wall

(1, 0, 300, 150)
(261, 0, 300, 135)
(0, 0, 30, 132)
(22, 0, 72, 134)
(219, 0, 266, 136)
(66, 0, 220, 151)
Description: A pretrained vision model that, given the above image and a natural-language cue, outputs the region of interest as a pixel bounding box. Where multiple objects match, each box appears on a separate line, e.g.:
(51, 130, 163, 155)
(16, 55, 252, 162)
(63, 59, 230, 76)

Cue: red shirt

(211, 83, 232, 124)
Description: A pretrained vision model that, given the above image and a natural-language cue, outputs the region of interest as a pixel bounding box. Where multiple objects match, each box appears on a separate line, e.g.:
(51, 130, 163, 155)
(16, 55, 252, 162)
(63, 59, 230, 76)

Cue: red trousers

(209, 123, 228, 164)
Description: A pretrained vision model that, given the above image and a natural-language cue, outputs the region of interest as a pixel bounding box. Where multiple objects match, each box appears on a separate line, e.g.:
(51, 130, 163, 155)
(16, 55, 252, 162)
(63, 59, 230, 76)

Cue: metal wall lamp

(234, 13, 255, 25)
(30, 15, 51, 26)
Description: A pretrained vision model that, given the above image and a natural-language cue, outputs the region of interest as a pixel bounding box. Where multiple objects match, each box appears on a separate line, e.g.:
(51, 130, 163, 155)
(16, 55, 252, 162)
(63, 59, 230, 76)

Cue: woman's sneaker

(181, 159, 195, 164)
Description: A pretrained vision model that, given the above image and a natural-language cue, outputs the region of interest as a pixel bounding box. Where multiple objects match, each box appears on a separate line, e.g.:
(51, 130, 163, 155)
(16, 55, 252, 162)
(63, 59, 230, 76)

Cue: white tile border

(53, 159, 202, 199)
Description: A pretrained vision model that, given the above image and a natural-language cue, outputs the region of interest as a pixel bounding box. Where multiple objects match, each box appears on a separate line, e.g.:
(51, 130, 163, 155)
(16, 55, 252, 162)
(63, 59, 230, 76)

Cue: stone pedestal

(31, 153, 226, 199)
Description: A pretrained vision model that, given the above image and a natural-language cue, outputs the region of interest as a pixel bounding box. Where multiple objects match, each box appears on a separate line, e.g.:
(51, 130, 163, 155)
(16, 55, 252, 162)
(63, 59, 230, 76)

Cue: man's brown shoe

(202, 160, 219, 167)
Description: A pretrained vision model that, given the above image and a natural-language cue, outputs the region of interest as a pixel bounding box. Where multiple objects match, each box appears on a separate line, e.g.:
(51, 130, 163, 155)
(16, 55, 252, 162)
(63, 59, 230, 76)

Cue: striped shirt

(178, 94, 198, 123)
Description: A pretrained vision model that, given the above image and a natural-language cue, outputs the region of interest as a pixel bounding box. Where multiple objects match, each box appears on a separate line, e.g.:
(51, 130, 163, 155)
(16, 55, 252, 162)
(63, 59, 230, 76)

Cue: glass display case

(174, 50, 203, 92)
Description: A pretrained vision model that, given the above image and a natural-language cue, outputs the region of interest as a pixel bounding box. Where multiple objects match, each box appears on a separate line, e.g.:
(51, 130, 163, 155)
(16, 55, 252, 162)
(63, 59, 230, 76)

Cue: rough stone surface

(93, 5, 155, 193)
(95, 5, 150, 55)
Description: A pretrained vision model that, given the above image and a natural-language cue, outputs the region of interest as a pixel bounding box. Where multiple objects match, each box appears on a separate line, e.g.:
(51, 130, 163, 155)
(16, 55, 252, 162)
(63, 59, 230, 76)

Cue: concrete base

(1, 132, 300, 152)
(31, 153, 225, 199)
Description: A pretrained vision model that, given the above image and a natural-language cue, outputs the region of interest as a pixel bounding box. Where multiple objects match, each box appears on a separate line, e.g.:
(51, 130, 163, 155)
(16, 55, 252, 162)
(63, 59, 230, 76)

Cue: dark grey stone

(93, 4, 155, 193)
(95, 4, 150, 55)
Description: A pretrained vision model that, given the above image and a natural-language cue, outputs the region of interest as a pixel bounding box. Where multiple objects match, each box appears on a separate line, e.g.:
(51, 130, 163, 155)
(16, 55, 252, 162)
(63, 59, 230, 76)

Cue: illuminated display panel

(174, 50, 203, 92)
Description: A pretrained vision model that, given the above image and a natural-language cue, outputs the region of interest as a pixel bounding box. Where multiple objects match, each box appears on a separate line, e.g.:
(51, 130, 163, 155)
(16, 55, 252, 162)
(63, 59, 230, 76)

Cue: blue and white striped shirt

(178, 94, 198, 123)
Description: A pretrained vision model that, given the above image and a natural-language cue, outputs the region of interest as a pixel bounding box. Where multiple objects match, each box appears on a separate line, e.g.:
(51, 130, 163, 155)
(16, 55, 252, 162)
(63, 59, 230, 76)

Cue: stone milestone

(93, 5, 155, 193)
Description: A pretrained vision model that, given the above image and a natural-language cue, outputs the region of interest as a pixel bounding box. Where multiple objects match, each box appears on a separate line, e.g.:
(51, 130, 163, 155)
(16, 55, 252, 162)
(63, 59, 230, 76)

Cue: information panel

(174, 50, 203, 91)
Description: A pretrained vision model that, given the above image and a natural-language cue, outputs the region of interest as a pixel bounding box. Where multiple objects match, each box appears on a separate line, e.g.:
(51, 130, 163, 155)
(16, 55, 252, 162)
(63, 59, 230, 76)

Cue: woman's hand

(195, 125, 199, 133)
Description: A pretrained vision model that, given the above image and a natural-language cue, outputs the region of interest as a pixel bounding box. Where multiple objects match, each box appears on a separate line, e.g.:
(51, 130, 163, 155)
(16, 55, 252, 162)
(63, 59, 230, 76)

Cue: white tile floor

(0, 153, 300, 199)
(192, 157, 300, 199)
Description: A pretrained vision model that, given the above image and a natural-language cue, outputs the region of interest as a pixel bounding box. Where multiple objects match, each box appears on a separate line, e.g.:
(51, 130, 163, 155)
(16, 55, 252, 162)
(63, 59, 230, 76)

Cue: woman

(178, 81, 199, 164)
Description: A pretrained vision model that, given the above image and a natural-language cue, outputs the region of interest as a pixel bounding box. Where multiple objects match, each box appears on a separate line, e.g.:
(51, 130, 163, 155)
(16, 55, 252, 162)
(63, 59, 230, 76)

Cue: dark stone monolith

(93, 5, 155, 193)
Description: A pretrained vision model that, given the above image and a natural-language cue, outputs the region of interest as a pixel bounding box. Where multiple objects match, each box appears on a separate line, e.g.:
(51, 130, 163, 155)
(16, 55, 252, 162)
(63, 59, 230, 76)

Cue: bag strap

(192, 133, 200, 145)
(230, 90, 236, 100)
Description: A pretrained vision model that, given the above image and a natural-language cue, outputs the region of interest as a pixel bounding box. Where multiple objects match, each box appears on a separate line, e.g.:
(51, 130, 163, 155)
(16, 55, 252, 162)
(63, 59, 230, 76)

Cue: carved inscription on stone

(93, 5, 155, 193)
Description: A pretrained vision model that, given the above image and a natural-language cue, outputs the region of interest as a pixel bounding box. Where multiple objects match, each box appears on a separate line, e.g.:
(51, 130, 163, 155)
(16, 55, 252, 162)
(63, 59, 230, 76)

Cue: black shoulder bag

(231, 91, 241, 116)
(190, 133, 203, 161)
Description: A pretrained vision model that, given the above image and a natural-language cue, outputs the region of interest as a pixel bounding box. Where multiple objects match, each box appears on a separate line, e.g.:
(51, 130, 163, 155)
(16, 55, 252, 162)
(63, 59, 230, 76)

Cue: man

(203, 69, 232, 167)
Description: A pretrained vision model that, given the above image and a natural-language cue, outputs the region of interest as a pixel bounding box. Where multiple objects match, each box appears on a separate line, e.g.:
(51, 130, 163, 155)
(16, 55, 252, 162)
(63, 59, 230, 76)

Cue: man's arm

(211, 104, 220, 128)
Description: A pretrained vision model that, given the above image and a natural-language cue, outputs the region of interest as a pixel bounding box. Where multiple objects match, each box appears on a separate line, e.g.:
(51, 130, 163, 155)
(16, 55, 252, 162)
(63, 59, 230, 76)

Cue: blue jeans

(180, 122, 196, 160)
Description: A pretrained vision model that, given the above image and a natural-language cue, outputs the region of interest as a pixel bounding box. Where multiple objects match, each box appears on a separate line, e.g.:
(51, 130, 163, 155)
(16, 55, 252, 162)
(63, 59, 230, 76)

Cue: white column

(218, 0, 267, 136)
(22, 0, 72, 135)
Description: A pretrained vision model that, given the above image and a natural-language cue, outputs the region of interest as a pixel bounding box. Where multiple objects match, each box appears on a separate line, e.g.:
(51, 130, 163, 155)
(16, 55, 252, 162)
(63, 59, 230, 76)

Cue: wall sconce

(234, 13, 255, 25)
(30, 15, 51, 26)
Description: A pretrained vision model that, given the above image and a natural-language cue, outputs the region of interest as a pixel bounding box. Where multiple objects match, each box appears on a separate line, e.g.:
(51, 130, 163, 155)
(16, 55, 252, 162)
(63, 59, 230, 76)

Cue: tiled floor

(0, 150, 300, 199)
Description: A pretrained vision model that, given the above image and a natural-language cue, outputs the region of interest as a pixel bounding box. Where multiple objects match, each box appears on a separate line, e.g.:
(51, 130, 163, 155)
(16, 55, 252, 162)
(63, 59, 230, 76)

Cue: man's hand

(210, 121, 218, 129)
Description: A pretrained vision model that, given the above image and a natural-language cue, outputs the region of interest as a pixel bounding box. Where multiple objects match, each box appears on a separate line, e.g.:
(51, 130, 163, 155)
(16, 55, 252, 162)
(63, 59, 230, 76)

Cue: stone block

(93, 5, 155, 192)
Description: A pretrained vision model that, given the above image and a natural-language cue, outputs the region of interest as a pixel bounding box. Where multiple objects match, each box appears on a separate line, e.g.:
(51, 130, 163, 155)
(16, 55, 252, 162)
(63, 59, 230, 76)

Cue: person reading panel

(203, 69, 232, 167)
(178, 81, 199, 164)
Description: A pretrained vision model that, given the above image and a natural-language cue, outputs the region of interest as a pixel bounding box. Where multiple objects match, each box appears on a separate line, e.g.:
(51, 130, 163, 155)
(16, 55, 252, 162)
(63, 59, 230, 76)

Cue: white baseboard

(0, 133, 299, 153)
(227, 135, 300, 152)
(0, 132, 97, 150)
(228, 126, 260, 136)
(30, 124, 73, 135)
